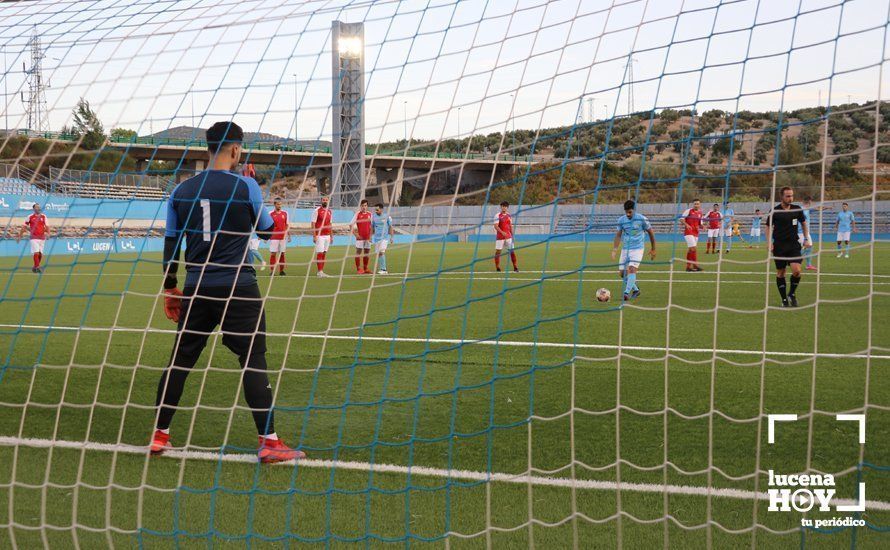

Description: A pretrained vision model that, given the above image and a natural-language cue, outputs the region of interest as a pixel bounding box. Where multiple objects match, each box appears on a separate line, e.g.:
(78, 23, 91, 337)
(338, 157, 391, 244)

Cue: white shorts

(836, 231, 851, 242)
(619, 248, 644, 270)
(723, 227, 733, 237)
(249, 238, 260, 251)
(750, 228, 761, 237)
(798, 234, 812, 247)
(495, 238, 514, 251)
(355, 239, 370, 250)
(30, 239, 45, 254)
(707, 229, 720, 238)
(269, 239, 287, 253)
(684, 235, 698, 248)
(374, 239, 389, 254)
(314, 235, 331, 253)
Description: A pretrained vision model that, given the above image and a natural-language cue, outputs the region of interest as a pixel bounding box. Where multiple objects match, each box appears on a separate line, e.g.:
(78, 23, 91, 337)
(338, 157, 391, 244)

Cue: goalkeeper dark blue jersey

(165, 170, 273, 288)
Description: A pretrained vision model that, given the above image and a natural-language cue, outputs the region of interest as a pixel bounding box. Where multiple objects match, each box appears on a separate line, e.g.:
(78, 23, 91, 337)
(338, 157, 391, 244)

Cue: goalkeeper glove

(163, 287, 183, 323)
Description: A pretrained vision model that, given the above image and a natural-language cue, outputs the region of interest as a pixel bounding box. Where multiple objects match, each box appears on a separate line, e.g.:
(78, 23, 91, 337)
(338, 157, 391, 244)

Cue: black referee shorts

(773, 242, 803, 270)
(171, 283, 266, 367)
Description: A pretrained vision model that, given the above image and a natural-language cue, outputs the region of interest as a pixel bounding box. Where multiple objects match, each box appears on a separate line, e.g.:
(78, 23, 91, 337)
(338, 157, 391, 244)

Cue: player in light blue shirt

(722, 202, 735, 253)
(248, 235, 265, 270)
(611, 200, 657, 301)
(371, 203, 394, 274)
(835, 202, 856, 258)
(751, 209, 762, 244)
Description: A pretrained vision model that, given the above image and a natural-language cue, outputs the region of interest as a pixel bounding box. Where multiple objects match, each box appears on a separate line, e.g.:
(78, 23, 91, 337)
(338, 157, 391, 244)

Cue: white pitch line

(1, 437, 887, 511)
(5, 273, 889, 287)
(286, 333, 890, 361)
(6, 269, 890, 279)
(363, 276, 885, 286)
(1, 323, 888, 360)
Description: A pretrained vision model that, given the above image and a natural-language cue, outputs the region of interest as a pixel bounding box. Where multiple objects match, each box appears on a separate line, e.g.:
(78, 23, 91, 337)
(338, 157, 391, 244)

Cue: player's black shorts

(773, 242, 803, 270)
(172, 283, 266, 366)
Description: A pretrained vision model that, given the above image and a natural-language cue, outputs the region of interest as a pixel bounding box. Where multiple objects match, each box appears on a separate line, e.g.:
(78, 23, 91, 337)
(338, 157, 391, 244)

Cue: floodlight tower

(22, 29, 49, 133)
(331, 21, 365, 208)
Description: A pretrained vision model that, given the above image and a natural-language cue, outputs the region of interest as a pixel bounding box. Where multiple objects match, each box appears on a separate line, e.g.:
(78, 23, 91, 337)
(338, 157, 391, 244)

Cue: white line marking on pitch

(1, 323, 888, 361)
(8, 268, 890, 279)
(1, 436, 887, 511)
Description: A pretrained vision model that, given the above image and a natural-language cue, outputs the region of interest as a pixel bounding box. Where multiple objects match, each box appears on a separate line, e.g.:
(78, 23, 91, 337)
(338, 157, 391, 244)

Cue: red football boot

(149, 429, 171, 456)
(258, 436, 306, 464)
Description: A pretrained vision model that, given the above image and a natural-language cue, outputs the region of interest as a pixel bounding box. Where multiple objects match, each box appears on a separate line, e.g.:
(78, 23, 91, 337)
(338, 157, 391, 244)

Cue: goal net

(0, 0, 888, 548)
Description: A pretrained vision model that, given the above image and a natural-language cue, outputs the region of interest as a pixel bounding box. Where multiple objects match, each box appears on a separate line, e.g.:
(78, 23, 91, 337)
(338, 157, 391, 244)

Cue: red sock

(510, 251, 517, 269)
(33, 253, 40, 268)
(686, 250, 693, 269)
(692, 250, 698, 265)
(355, 255, 361, 270)
(363, 254, 369, 270)
(278, 253, 286, 272)
(494, 250, 501, 269)
(270, 254, 277, 269)
(317, 252, 326, 272)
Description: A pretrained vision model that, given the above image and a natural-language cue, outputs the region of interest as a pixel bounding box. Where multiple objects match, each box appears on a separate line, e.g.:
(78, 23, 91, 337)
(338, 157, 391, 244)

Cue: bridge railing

(20, 130, 534, 162)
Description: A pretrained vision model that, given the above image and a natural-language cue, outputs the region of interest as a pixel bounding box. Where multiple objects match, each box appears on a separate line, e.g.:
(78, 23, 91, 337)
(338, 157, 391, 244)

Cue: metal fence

(390, 201, 890, 234)
(49, 167, 171, 190)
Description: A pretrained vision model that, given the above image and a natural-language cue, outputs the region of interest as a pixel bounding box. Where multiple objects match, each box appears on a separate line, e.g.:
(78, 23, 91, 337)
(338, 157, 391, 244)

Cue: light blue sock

(846, 243, 851, 255)
(624, 273, 636, 295)
(379, 254, 387, 271)
(726, 235, 732, 250)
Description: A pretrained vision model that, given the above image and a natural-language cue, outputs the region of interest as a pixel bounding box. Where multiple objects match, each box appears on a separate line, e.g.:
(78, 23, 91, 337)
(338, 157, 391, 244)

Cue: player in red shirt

(704, 204, 722, 254)
(311, 196, 333, 277)
(680, 199, 704, 272)
(350, 199, 373, 274)
(18, 203, 49, 273)
(493, 201, 518, 272)
(268, 198, 289, 275)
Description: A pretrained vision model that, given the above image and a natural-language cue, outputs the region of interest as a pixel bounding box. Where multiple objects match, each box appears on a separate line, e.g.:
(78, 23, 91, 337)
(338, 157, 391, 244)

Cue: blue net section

(0, 0, 887, 548)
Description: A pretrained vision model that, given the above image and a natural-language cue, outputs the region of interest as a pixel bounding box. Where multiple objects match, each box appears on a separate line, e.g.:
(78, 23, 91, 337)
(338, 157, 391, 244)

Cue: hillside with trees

(391, 102, 890, 205)
(3, 99, 888, 205)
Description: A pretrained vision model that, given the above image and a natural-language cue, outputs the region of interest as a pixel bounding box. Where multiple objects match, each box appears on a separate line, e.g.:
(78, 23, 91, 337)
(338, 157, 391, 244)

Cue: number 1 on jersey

(200, 199, 211, 241)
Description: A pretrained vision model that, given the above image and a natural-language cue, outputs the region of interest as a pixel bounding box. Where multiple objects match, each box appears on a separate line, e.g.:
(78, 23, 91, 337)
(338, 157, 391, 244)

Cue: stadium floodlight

(338, 36, 363, 58)
(331, 20, 365, 208)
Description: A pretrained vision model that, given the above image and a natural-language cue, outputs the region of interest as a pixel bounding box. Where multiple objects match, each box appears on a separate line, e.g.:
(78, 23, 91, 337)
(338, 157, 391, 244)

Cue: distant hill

(373, 102, 890, 175)
(147, 126, 330, 149)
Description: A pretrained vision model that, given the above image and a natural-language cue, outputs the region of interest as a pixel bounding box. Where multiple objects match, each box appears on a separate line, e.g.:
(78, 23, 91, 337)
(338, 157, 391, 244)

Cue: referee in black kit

(765, 186, 811, 308)
(151, 121, 304, 463)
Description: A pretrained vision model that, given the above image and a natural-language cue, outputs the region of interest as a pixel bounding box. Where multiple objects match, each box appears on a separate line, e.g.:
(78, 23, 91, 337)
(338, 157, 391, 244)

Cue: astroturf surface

(0, 240, 887, 548)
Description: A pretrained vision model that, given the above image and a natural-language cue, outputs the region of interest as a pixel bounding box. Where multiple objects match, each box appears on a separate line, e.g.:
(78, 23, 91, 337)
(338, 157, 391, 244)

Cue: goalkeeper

(731, 222, 754, 248)
(152, 121, 305, 463)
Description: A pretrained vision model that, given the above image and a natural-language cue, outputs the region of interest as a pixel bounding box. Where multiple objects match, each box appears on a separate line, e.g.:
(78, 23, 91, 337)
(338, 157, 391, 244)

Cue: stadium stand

(49, 180, 167, 200)
(47, 167, 170, 200)
(0, 177, 47, 196)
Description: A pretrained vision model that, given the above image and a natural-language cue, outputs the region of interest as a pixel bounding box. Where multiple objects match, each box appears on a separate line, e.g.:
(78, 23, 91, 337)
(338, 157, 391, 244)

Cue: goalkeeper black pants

(154, 283, 275, 435)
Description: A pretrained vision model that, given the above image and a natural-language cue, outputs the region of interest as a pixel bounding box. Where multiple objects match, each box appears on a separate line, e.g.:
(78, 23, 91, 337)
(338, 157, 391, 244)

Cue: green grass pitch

(0, 240, 887, 548)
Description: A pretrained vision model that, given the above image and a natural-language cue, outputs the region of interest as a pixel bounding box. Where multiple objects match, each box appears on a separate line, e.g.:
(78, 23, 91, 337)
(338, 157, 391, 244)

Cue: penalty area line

(1, 436, 887, 511)
(1, 323, 888, 361)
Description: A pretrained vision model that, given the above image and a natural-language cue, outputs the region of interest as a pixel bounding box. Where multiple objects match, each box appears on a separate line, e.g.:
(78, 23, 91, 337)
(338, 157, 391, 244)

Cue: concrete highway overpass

(110, 142, 533, 202)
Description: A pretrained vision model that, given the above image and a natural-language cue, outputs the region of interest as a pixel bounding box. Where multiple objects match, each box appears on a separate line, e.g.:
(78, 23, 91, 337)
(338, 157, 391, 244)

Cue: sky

(0, 0, 888, 146)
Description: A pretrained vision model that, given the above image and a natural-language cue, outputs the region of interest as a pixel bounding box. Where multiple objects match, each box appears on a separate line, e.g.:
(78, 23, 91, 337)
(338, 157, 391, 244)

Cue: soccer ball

(596, 288, 611, 302)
